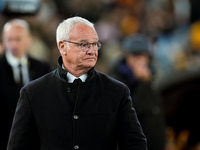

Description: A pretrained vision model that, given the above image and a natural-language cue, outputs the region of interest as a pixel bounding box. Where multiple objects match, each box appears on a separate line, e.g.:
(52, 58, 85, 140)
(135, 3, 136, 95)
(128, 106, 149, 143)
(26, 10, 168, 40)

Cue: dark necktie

(73, 78, 82, 84)
(18, 63, 23, 86)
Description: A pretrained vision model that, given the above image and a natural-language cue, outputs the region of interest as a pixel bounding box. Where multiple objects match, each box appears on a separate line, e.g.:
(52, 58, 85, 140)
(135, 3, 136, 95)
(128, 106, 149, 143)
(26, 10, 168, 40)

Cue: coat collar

(55, 56, 96, 82)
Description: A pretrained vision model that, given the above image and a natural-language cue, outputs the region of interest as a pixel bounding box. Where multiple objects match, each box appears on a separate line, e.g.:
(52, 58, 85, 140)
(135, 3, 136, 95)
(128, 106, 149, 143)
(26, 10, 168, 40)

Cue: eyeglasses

(63, 40, 102, 52)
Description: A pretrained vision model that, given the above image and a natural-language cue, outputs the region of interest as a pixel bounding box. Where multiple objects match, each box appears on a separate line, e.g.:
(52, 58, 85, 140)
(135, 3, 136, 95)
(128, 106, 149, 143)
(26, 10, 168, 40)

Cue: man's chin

(84, 63, 96, 69)
(12, 53, 22, 58)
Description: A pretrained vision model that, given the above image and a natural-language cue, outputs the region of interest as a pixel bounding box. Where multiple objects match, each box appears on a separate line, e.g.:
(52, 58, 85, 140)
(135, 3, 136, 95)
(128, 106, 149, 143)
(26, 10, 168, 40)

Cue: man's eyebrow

(80, 39, 88, 42)
(80, 38, 98, 43)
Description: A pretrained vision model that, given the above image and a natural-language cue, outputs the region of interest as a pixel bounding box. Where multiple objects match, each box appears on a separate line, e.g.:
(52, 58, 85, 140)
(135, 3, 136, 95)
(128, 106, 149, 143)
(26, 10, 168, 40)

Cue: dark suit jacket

(7, 56, 147, 150)
(0, 54, 51, 150)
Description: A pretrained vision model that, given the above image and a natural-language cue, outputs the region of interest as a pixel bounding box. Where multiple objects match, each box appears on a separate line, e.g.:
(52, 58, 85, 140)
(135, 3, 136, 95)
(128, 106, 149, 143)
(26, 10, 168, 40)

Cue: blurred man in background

(108, 33, 167, 150)
(0, 18, 51, 149)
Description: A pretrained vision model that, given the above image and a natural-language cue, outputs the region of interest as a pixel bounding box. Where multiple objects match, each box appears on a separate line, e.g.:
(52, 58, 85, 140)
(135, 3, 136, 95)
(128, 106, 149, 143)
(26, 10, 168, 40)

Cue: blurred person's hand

(127, 54, 151, 81)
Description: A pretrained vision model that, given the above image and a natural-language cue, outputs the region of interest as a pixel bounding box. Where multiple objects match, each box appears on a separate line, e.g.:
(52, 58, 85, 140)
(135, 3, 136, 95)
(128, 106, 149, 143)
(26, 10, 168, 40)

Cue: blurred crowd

(1, 0, 200, 149)
(0, 0, 199, 76)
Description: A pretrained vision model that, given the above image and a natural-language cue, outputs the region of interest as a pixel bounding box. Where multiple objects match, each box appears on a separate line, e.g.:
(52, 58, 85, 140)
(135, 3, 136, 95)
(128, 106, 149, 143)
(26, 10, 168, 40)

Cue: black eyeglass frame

(63, 40, 102, 52)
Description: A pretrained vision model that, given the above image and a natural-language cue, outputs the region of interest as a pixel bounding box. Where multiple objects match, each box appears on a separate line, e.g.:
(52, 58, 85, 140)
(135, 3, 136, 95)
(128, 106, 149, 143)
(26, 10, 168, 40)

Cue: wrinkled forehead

(69, 24, 98, 41)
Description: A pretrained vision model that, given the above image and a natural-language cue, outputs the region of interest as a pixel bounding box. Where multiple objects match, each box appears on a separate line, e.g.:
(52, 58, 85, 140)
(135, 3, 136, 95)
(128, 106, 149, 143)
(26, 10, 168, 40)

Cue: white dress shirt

(67, 72, 87, 83)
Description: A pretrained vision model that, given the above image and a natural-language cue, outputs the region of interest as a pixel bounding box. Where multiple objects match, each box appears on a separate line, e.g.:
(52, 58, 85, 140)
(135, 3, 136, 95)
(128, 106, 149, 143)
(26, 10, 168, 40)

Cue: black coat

(7, 56, 147, 150)
(0, 54, 51, 150)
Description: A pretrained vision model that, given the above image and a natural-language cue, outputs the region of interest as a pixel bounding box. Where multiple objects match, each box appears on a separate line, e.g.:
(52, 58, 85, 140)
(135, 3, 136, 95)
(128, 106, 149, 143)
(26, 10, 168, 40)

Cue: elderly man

(0, 19, 51, 150)
(7, 16, 147, 150)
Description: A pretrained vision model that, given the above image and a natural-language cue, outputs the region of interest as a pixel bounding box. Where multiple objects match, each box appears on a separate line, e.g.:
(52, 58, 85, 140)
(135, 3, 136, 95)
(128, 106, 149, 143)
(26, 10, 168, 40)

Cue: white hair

(56, 16, 95, 50)
(3, 18, 31, 34)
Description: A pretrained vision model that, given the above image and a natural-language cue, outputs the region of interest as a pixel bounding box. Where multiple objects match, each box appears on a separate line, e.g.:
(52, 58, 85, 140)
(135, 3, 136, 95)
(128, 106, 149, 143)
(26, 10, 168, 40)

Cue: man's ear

(58, 41, 67, 55)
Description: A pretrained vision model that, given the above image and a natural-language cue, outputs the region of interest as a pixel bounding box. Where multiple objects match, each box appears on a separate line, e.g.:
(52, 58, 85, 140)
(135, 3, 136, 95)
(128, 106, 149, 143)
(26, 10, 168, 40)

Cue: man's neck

(62, 64, 91, 78)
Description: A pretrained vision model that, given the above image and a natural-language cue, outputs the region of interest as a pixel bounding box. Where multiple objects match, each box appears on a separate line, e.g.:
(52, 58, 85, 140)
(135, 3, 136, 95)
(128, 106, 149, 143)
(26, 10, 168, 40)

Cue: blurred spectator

(95, 6, 123, 43)
(53, 0, 104, 22)
(95, 5, 124, 73)
(108, 33, 167, 150)
(118, 0, 145, 36)
(0, 18, 51, 149)
(173, 20, 200, 72)
(151, 13, 189, 84)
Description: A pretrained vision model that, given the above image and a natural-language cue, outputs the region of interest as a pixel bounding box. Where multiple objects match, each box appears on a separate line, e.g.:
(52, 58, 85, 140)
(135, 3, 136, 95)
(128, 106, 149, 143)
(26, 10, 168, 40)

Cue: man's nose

(87, 45, 96, 54)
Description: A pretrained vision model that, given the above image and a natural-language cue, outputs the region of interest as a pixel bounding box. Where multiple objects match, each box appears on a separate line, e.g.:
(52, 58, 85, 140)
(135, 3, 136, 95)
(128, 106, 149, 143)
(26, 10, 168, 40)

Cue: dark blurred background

(1, 0, 200, 149)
